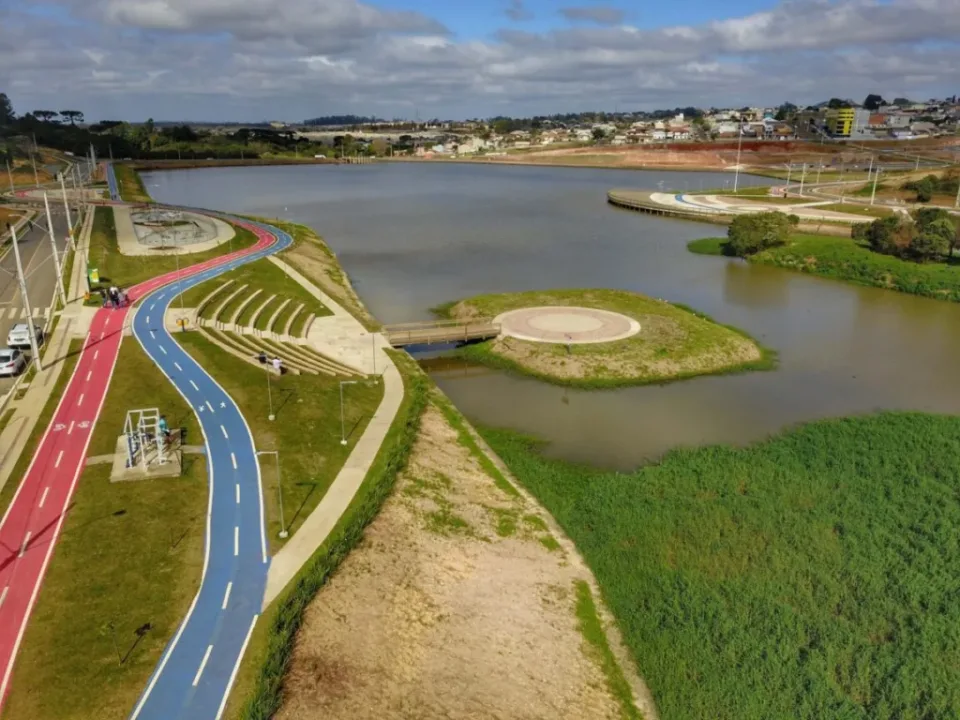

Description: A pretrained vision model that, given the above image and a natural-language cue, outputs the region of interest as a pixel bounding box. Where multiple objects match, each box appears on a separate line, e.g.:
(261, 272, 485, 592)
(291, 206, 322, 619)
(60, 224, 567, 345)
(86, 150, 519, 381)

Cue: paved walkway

(648, 191, 868, 223)
(114, 206, 235, 256)
(262, 257, 403, 606)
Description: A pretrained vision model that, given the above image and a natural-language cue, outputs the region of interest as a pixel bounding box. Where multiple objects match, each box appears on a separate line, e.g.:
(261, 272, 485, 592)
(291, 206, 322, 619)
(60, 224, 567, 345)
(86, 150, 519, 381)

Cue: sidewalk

(0, 207, 94, 495)
(261, 258, 404, 606)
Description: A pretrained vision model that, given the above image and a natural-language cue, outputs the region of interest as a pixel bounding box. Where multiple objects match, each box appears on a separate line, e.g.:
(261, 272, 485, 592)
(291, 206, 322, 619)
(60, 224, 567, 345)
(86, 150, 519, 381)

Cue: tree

(911, 218, 953, 261)
(774, 103, 797, 121)
(32, 110, 58, 123)
(726, 212, 798, 257)
(863, 216, 905, 256)
(892, 97, 912, 107)
(0, 93, 13, 126)
(591, 127, 606, 142)
(827, 98, 849, 109)
(914, 176, 935, 203)
(58, 110, 84, 125)
(862, 94, 886, 110)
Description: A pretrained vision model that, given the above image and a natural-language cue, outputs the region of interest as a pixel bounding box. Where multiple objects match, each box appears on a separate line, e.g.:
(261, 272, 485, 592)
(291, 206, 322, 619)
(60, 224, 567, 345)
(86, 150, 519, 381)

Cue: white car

(0, 348, 27, 377)
(6, 323, 43, 350)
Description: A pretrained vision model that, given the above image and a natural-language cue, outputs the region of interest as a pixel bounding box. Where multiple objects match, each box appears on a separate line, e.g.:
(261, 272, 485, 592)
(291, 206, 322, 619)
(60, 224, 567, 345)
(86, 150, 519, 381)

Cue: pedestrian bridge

(383, 318, 500, 347)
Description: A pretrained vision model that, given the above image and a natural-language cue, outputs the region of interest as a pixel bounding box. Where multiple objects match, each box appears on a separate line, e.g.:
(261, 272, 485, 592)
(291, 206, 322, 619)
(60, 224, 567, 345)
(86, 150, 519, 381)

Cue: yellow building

(826, 107, 855, 137)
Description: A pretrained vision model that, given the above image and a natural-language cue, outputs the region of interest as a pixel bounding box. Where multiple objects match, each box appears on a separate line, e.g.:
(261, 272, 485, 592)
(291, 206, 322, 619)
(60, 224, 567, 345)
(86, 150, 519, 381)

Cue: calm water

(144, 163, 960, 469)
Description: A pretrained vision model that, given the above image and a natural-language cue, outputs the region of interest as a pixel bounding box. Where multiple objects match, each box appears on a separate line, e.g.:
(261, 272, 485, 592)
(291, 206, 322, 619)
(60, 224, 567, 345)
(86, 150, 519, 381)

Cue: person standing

(272, 356, 283, 375)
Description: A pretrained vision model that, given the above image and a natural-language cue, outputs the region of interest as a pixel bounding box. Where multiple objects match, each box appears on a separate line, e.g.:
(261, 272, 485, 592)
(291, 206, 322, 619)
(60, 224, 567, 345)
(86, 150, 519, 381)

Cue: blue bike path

(127, 215, 293, 720)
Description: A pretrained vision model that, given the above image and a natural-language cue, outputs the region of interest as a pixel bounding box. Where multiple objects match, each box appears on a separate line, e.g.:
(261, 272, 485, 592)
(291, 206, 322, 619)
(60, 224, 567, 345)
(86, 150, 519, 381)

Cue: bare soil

(276, 404, 632, 720)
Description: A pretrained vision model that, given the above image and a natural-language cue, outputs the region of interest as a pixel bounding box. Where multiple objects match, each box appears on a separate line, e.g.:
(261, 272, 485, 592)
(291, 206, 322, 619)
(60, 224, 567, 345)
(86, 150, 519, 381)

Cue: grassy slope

(113, 164, 152, 203)
(689, 233, 960, 302)
(179, 257, 332, 322)
(439, 288, 774, 388)
(175, 332, 382, 550)
(3, 338, 205, 720)
(482, 412, 960, 720)
(86, 207, 259, 294)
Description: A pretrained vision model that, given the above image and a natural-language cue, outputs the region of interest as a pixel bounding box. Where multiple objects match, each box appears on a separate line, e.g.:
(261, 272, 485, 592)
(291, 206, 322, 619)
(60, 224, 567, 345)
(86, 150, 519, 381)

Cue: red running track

(0, 221, 278, 710)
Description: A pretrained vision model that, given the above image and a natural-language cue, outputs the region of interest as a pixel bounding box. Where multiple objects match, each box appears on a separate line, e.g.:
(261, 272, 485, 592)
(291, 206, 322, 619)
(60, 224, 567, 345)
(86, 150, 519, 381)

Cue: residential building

(826, 107, 856, 136)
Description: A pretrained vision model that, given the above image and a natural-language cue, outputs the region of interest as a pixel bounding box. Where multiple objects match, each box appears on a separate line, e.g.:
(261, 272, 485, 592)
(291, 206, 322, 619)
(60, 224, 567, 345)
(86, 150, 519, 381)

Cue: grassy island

(689, 233, 960, 302)
(436, 288, 773, 388)
(482, 412, 960, 720)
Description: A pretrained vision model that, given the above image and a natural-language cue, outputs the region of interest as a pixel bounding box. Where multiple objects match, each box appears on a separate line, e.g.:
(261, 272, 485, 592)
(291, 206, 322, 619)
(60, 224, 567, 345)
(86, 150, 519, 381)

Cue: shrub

(726, 212, 798, 257)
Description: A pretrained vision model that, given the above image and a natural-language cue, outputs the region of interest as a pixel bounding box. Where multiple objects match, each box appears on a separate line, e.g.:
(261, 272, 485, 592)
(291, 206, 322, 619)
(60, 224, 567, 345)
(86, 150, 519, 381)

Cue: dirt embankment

(276, 399, 653, 720)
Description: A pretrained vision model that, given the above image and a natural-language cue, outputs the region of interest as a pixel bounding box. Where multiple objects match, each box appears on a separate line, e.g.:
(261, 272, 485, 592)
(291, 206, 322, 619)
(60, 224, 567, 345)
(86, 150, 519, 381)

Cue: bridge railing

(383, 318, 500, 346)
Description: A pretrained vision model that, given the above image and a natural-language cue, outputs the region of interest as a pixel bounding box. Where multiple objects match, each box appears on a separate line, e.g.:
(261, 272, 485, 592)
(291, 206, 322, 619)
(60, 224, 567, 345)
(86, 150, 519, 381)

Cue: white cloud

(2, 0, 959, 120)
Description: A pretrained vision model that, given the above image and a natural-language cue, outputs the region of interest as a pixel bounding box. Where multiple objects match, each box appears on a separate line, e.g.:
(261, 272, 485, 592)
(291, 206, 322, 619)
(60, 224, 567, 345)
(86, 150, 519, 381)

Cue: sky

(1, 0, 959, 122)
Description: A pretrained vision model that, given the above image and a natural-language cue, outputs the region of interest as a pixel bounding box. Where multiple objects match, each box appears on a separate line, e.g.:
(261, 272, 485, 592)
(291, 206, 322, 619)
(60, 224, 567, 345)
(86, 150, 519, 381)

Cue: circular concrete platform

(495, 306, 640, 344)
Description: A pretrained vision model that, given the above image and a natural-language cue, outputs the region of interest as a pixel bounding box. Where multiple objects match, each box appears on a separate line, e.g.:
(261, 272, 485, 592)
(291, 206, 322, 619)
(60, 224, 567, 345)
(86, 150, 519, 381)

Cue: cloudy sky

(2, 0, 959, 122)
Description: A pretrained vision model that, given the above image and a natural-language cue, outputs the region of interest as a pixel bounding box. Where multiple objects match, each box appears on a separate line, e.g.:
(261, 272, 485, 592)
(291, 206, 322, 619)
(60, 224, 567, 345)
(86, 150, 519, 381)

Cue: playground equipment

(123, 408, 168, 470)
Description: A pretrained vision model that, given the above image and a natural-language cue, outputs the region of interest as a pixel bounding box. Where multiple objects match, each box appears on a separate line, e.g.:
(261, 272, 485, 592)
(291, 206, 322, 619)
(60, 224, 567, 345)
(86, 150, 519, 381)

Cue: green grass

(178, 258, 331, 327)
(482, 412, 960, 720)
(689, 232, 960, 302)
(689, 185, 773, 197)
(5, 461, 206, 720)
(113, 164, 152, 203)
(227, 350, 426, 720)
(175, 332, 382, 550)
(87, 340, 201, 456)
(3, 338, 205, 720)
(574, 581, 642, 720)
(437, 289, 775, 389)
(252, 297, 282, 331)
(0, 339, 84, 520)
(0, 407, 14, 435)
(815, 202, 895, 218)
(85, 207, 259, 295)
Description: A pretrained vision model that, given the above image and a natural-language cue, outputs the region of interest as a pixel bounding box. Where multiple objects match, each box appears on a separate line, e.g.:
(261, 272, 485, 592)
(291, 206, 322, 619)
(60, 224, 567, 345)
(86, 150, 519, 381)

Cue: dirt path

(276, 399, 649, 720)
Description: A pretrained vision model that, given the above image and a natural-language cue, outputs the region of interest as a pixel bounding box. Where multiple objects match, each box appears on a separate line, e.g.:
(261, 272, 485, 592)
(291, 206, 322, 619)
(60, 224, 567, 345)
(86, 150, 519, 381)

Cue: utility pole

(799, 163, 807, 195)
(59, 172, 75, 251)
(870, 168, 882, 206)
(31, 152, 39, 188)
(10, 224, 43, 371)
(5, 160, 13, 195)
(867, 155, 874, 186)
(43, 193, 66, 308)
(733, 118, 744, 193)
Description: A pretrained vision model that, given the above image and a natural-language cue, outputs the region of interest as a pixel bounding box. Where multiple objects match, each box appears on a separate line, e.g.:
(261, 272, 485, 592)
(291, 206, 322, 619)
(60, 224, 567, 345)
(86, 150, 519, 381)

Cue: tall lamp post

(871, 167, 883, 206)
(256, 450, 286, 538)
(733, 118, 744, 193)
(8, 224, 43, 371)
(339, 380, 358, 445)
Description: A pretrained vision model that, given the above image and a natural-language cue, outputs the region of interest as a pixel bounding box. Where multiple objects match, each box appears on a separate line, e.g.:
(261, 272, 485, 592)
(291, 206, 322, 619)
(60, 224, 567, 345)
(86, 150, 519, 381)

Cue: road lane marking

(206, 401, 214, 413)
(39, 487, 50, 508)
(222, 582, 232, 610)
(54, 451, 63, 468)
(0, 587, 7, 608)
(189, 380, 199, 391)
(149, 303, 155, 311)
(159, 345, 167, 355)
(174, 362, 182, 371)
(149, 331, 156, 339)
(221, 425, 228, 439)
(192, 645, 213, 687)
(99, 331, 104, 340)
(145, 316, 150, 324)
(235, 484, 240, 504)
(86, 370, 91, 382)
(67, 421, 74, 434)
(77, 393, 84, 407)
(230, 452, 237, 469)
(234, 526, 239, 556)
(93, 350, 99, 360)
(19, 532, 31, 558)
(216, 615, 259, 720)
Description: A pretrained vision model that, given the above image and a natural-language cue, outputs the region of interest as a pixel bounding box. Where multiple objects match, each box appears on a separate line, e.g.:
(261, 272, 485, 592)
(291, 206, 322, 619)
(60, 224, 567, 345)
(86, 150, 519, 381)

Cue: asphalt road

(0, 210, 72, 394)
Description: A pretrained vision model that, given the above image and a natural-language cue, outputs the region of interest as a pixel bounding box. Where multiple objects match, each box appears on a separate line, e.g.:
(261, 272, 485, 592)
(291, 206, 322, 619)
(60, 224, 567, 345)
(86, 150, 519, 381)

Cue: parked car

(0, 348, 27, 377)
(6, 323, 43, 350)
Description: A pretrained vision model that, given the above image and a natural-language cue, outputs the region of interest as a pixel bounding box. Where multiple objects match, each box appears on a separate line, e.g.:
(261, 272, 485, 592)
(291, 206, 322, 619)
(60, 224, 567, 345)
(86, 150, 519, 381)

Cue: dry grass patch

(275, 399, 643, 720)
(440, 289, 772, 388)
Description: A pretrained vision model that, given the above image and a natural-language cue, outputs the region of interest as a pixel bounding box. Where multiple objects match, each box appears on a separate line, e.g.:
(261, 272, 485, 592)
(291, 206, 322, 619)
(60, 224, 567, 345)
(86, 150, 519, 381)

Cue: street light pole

(266, 368, 275, 421)
(733, 120, 744, 193)
(799, 163, 807, 196)
(31, 153, 39, 188)
(5, 160, 13, 195)
(871, 167, 882, 206)
(339, 380, 358, 445)
(9, 224, 43, 371)
(43, 193, 66, 309)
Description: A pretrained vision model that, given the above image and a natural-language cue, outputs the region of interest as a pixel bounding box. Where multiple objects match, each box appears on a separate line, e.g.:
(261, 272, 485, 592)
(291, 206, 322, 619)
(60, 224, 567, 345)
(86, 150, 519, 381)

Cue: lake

(143, 162, 960, 469)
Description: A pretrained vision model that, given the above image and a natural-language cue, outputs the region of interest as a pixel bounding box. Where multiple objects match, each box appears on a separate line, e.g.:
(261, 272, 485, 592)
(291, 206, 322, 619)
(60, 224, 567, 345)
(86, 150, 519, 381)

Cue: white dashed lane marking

(192, 645, 213, 687)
